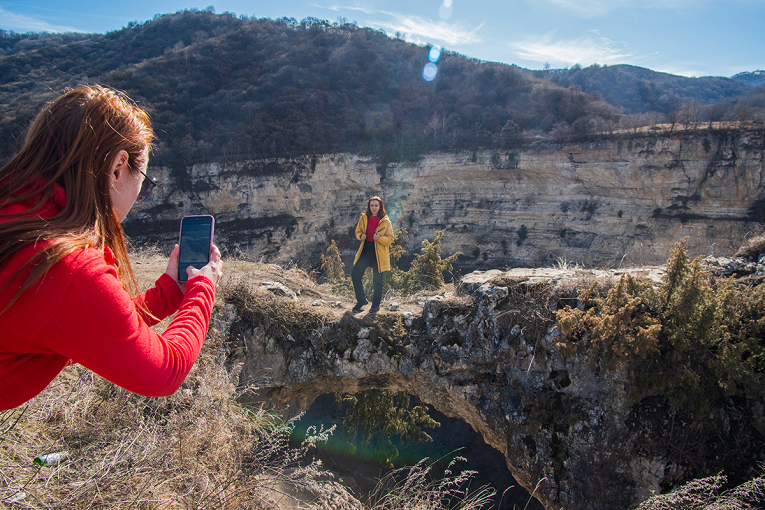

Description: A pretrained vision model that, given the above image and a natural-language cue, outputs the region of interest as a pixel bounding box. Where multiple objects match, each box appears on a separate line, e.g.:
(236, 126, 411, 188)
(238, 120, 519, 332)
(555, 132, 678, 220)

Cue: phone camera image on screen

(178, 215, 214, 282)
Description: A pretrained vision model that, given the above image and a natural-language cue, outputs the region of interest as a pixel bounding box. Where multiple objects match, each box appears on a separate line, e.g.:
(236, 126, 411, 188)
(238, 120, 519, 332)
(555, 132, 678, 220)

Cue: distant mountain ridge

(528, 64, 760, 114)
(732, 70, 765, 87)
(0, 10, 763, 167)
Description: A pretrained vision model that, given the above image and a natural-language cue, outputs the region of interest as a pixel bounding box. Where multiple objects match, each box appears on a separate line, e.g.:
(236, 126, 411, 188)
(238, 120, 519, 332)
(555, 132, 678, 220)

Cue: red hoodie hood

(1, 182, 114, 265)
(0, 180, 67, 220)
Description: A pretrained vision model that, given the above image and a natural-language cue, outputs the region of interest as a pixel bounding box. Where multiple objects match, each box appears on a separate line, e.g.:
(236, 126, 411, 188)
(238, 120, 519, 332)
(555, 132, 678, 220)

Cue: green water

(289, 393, 544, 509)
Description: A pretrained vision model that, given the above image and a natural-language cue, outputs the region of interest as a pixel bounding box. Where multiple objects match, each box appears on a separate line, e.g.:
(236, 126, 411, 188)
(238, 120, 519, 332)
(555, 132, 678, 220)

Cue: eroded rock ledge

(128, 129, 765, 271)
(218, 266, 765, 510)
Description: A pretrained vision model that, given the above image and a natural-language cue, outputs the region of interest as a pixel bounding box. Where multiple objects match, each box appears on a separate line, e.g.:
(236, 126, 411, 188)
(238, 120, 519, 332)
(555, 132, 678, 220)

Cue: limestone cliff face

(126, 129, 765, 269)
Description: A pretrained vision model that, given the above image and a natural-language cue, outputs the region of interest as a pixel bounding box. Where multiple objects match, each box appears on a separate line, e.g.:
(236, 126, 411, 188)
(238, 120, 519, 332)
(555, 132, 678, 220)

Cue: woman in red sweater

(0, 85, 223, 410)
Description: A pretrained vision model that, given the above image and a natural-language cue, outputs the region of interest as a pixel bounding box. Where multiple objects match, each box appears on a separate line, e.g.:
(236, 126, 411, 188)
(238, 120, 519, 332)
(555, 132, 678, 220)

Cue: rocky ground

(133, 249, 448, 322)
(129, 238, 765, 510)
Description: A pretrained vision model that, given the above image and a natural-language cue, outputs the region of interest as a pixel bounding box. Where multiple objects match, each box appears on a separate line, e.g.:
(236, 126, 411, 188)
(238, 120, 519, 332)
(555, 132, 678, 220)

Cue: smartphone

(177, 215, 214, 282)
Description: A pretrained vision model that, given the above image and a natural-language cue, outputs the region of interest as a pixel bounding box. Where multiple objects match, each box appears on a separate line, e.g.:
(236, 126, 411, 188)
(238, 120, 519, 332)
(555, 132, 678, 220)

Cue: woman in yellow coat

(351, 196, 394, 313)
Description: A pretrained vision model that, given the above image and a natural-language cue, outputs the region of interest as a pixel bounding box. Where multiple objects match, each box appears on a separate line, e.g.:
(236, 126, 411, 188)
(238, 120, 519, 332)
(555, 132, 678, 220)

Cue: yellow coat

(353, 213, 394, 272)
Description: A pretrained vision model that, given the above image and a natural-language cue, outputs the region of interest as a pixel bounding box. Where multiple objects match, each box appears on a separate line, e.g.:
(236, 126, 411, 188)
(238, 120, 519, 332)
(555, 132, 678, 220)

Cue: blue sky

(1, 0, 763, 78)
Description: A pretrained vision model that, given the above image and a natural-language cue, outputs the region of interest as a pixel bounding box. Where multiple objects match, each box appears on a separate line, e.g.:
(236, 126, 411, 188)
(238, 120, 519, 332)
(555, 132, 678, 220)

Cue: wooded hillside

(1, 10, 762, 167)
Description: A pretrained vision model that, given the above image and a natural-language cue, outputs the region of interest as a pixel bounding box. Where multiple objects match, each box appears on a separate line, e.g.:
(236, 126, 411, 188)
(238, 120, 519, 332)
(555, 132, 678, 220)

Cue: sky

(1, 0, 763, 78)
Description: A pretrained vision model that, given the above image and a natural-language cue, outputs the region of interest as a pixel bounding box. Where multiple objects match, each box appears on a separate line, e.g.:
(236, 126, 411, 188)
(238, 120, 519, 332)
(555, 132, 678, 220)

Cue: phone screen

(178, 215, 214, 282)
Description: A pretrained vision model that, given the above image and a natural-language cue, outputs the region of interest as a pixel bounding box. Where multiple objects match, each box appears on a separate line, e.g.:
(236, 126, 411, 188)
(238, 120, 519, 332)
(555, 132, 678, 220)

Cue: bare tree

(620, 114, 644, 134)
(666, 109, 680, 134)
(680, 100, 702, 131)
(645, 111, 664, 127)
(425, 112, 447, 147)
(704, 102, 728, 128)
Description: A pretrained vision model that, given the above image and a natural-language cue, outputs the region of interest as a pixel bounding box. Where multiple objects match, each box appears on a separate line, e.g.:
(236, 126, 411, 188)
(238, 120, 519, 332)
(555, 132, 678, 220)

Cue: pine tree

(401, 230, 461, 293)
(320, 240, 353, 296)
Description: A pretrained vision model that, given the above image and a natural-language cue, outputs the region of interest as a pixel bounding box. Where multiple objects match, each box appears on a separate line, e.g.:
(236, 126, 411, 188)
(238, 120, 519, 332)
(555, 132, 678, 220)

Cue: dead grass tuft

(366, 457, 496, 510)
(735, 232, 765, 260)
(637, 472, 765, 510)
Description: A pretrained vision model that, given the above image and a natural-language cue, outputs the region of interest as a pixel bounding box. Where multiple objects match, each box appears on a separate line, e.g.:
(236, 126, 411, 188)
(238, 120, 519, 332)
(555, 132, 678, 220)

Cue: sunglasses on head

(136, 170, 156, 203)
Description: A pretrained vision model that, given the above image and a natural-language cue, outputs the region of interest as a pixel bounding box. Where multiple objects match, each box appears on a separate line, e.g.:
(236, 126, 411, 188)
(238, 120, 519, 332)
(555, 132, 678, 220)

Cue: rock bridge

(218, 267, 763, 510)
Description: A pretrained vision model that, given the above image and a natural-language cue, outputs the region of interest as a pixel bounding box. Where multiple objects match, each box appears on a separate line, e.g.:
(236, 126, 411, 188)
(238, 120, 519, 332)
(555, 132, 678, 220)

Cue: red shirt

(365, 215, 380, 240)
(0, 184, 215, 410)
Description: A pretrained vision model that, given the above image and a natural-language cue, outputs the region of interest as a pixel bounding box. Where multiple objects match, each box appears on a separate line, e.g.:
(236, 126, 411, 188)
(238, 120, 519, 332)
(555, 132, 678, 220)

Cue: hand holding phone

(188, 245, 223, 286)
(177, 215, 215, 282)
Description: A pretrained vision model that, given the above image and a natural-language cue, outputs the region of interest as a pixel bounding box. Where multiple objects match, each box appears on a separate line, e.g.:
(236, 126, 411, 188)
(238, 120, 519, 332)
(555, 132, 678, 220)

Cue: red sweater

(0, 184, 215, 410)
(365, 215, 380, 240)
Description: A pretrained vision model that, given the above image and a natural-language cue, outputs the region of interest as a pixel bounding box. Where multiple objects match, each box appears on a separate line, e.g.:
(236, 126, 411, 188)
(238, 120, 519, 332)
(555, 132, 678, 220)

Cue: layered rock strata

(126, 129, 765, 271)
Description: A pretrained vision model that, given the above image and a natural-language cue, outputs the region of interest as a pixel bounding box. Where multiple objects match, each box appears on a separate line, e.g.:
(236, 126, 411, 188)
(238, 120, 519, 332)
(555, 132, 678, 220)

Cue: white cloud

(511, 33, 639, 68)
(541, 0, 705, 17)
(0, 7, 80, 33)
(543, 0, 629, 17)
(368, 12, 482, 46)
(305, 4, 481, 46)
(309, 3, 377, 15)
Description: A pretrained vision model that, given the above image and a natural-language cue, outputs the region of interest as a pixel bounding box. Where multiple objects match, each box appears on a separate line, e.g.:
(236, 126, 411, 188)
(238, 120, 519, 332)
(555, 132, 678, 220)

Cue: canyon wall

(126, 128, 765, 271)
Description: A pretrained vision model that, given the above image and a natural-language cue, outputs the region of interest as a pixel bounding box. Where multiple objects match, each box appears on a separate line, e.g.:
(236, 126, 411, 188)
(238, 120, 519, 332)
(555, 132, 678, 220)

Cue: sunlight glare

(428, 46, 442, 63)
(440, 0, 454, 20)
(423, 63, 438, 82)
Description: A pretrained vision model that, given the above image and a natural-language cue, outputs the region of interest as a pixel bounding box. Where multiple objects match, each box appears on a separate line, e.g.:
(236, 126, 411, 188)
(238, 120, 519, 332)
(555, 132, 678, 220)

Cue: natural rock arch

(219, 267, 763, 510)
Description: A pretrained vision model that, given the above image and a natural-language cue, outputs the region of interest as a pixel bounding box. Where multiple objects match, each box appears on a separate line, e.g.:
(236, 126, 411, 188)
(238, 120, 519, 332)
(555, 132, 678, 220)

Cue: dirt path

(131, 253, 430, 322)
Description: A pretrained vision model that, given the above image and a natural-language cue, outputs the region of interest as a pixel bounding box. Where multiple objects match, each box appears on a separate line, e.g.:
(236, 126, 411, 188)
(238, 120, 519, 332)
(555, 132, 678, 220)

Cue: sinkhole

(290, 392, 544, 509)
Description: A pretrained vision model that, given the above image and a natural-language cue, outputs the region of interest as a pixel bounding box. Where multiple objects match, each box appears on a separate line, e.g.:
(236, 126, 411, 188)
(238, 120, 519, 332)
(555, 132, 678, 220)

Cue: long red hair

(0, 85, 154, 305)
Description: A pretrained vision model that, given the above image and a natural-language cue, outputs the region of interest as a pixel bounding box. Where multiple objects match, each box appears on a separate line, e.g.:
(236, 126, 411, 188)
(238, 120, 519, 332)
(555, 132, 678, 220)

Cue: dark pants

(352, 242, 383, 306)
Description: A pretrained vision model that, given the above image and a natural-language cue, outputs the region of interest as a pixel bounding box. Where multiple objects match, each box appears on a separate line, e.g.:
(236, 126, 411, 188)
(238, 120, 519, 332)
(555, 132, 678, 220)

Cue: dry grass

(610, 120, 762, 136)
(637, 473, 765, 510)
(0, 248, 493, 510)
(0, 341, 361, 509)
(366, 457, 495, 510)
(0, 359, 493, 510)
(734, 232, 765, 260)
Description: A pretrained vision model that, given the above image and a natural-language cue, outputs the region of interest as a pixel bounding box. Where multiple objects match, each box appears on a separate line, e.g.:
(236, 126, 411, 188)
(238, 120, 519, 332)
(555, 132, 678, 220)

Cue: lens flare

(423, 63, 438, 82)
(428, 46, 441, 63)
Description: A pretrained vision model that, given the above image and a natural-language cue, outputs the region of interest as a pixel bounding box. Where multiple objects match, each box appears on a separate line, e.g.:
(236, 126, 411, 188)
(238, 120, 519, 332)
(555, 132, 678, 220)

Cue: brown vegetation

(637, 473, 765, 510)
(0, 248, 494, 509)
(734, 231, 765, 260)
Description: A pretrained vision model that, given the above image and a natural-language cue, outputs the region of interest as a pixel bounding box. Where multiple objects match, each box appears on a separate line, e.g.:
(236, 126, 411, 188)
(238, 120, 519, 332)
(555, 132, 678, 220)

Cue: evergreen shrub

(555, 239, 765, 412)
